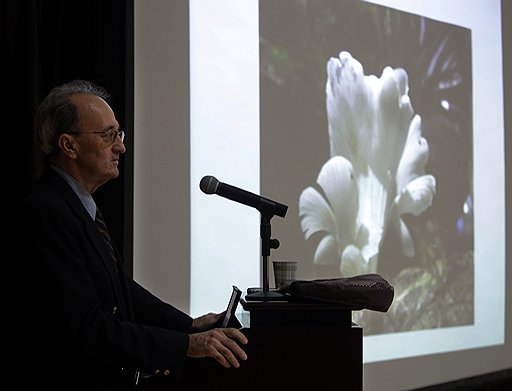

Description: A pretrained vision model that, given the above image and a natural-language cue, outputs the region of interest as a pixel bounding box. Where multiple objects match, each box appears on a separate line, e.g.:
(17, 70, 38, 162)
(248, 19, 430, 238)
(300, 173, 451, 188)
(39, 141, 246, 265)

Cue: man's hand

(187, 328, 248, 368)
(191, 312, 225, 332)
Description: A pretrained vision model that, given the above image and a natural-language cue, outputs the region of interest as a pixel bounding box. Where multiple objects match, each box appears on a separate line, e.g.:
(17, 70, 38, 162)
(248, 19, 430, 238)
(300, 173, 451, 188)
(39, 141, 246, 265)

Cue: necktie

(95, 207, 118, 265)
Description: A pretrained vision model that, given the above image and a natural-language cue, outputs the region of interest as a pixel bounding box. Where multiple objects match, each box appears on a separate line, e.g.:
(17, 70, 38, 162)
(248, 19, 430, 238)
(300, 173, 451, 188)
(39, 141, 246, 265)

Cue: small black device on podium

(219, 286, 242, 328)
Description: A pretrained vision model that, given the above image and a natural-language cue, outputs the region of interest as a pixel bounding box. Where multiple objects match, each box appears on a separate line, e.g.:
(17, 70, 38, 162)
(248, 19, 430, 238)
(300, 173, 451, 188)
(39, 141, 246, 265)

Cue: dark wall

(2, 0, 134, 271)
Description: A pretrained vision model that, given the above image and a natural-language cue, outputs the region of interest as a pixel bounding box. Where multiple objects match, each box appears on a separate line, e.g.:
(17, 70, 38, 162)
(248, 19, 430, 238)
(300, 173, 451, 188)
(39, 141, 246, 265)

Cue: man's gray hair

(35, 80, 110, 156)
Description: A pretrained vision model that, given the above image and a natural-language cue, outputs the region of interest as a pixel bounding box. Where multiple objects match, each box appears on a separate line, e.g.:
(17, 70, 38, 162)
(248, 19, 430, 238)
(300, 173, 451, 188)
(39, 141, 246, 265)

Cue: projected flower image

(260, 0, 474, 335)
(299, 51, 436, 277)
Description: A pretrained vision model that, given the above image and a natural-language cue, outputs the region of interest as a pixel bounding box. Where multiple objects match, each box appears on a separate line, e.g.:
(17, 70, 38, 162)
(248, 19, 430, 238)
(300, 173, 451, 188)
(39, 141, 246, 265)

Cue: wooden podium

(179, 293, 363, 390)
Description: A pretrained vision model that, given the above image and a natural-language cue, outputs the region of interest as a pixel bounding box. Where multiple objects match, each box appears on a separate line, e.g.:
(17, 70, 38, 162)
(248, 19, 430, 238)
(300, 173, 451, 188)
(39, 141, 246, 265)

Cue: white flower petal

(370, 67, 413, 179)
(360, 236, 381, 264)
(340, 245, 378, 276)
(299, 187, 336, 240)
(314, 235, 339, 266)
(316, 156, 358, 223)
(394, 217, 416, 257)
(340, 245, 366, 276)
(396, 175, 436, 216)
(326, 52, 373, 162)
(396, 115, 431, 191)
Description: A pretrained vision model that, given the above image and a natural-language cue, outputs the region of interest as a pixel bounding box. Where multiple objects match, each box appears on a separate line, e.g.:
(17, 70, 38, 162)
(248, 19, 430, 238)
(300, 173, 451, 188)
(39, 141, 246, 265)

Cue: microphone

(200, 175, 288, 218)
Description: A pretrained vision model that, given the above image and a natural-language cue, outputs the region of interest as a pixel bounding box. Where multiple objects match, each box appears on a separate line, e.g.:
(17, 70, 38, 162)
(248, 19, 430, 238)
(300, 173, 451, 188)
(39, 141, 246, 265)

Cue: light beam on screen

(189, 0, 260, 317)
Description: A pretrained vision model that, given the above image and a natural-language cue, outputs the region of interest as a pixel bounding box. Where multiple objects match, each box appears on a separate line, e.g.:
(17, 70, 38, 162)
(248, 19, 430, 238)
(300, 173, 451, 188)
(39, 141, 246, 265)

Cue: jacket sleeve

(127, 276, 193, 332)
(17, 192, 193, 377)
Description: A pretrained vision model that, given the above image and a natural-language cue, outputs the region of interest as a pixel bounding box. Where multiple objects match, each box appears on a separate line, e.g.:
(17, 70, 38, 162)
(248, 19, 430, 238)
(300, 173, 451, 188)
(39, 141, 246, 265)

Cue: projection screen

(134, 0, 511, 389)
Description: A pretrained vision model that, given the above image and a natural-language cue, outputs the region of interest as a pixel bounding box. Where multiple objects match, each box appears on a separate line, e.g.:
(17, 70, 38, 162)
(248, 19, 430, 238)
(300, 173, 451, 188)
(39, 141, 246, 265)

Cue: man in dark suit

(9, 80, 248, 390)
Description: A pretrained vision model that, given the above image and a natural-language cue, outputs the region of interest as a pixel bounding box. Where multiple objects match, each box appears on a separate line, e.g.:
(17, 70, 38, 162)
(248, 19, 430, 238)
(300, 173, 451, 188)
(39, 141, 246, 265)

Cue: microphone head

(200, 175, 220, 194)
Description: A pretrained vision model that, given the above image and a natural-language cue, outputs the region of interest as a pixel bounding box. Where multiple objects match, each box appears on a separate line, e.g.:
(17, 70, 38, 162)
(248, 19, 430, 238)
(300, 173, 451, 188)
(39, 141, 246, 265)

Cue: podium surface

(179, 294, 363, 390)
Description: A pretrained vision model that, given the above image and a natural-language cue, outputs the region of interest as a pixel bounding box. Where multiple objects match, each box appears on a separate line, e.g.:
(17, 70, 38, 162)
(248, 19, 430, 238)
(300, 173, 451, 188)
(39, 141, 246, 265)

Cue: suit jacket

(9, 167, 193, 390)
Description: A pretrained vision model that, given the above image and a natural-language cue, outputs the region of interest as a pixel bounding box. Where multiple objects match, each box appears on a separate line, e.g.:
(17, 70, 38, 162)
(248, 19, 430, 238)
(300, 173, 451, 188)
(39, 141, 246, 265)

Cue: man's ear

(59, 134, 78, 158)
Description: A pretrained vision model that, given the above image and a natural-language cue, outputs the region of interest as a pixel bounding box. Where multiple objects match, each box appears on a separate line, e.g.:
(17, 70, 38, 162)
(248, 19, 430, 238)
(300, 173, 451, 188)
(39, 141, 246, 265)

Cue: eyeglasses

(68, 129, 125, 144)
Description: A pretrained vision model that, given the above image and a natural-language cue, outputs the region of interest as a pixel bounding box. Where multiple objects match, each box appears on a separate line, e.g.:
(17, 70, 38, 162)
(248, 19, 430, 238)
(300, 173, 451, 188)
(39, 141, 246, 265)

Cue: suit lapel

(44, 168, 131, 320)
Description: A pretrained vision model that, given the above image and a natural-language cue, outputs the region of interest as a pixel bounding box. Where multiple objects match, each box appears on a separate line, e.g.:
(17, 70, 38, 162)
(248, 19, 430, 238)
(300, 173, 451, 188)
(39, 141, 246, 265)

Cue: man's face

(69, 93, 126, 192)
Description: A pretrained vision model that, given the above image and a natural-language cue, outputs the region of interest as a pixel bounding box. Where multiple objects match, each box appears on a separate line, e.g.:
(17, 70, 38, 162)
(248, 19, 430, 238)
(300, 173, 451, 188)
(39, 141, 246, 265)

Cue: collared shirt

(50, 164, 97, 220)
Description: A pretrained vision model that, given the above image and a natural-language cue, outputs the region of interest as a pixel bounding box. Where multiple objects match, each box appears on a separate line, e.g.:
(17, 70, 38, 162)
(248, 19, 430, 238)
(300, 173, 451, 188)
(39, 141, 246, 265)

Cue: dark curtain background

(1, 0, 134, 271)
(2, 2, 133, 386)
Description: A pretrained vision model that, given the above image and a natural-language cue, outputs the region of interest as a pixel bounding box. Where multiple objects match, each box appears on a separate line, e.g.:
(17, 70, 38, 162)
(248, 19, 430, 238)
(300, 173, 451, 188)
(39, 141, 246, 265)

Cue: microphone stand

(245, 212, 287, 301)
